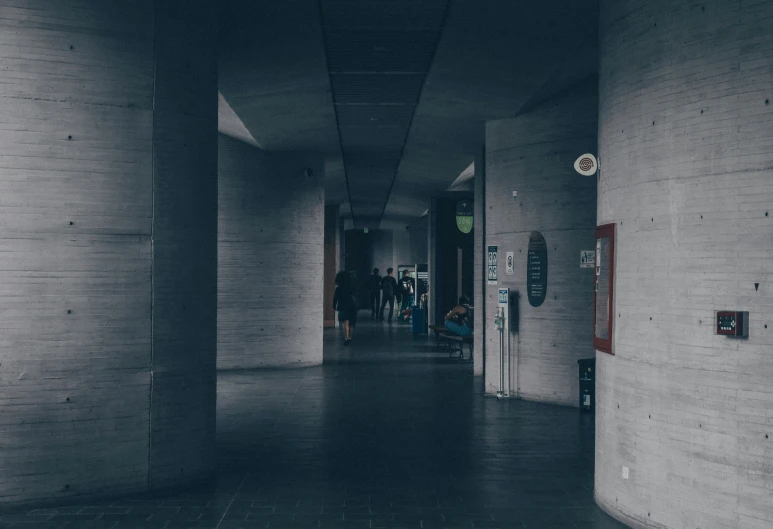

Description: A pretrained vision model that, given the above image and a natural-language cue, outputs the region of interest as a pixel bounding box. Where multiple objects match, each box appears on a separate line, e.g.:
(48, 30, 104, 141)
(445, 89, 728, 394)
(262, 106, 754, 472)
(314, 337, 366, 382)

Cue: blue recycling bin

(412, 306, 427, 334)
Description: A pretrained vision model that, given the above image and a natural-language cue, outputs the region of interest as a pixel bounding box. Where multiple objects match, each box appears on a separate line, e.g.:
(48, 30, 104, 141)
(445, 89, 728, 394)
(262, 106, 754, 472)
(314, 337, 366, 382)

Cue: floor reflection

(0, 317, 627, 528)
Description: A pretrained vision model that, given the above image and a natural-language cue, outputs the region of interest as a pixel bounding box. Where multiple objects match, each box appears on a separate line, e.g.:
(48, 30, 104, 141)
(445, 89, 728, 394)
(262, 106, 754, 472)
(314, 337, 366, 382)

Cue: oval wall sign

(456, 200, 473, 234)
(526, 231, 548, 307)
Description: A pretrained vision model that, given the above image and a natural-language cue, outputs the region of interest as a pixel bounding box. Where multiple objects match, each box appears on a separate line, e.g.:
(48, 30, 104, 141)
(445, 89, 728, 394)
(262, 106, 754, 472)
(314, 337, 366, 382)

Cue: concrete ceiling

(218, 0, 599, 229)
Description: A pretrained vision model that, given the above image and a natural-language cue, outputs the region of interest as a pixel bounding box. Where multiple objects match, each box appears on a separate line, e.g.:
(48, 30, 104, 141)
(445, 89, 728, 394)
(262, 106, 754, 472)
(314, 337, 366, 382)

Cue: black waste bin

(577, 358, 595, 412)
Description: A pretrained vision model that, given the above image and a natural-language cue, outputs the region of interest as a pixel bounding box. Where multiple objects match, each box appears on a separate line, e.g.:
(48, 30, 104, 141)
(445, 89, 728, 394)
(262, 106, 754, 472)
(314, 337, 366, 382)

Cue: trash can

(411, 306, 427, 334)
(577, 358, 595, 412)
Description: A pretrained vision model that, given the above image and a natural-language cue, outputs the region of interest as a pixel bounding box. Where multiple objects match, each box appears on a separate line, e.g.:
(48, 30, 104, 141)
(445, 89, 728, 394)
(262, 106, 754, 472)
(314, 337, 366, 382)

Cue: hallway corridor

(0, 321, 626, 529)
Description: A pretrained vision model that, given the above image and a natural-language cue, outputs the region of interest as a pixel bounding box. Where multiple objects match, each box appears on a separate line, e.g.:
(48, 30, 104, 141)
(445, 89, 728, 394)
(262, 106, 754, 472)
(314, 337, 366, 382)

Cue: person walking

(379, 268, 398, 322)
(367, 268, 382, 320)
(398, 270, 415, 322)
(333, 271, 358, 345)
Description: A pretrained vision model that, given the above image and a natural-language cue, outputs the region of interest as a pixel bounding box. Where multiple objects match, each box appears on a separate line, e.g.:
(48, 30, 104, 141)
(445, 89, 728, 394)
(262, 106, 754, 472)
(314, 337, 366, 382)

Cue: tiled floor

(1, 318, 629, 529)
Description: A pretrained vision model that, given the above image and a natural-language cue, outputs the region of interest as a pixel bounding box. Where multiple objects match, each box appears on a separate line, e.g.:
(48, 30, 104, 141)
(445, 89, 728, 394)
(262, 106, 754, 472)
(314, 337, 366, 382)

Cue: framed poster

(487, 246, 498, 284)
(526, 232, 547, 307)
(593, 224, 615, 354)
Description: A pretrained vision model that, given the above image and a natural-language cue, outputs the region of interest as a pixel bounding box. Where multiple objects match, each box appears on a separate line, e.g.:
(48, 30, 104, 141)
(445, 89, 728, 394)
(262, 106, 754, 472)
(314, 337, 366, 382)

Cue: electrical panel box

(715, 311, 749, 337)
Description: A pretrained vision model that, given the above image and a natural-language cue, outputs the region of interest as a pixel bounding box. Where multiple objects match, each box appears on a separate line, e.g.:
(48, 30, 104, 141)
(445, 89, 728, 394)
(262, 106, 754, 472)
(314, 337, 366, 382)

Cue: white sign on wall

(506, 251, 514, 275)
(580, 250, 595, 268)
(487, 246, 498, 284)
(498, 288, 509, 306)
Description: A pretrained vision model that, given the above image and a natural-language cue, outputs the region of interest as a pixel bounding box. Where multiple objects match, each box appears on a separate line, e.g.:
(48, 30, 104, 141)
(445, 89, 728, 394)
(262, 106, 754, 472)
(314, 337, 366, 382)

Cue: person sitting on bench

(444, 296, 473, 337)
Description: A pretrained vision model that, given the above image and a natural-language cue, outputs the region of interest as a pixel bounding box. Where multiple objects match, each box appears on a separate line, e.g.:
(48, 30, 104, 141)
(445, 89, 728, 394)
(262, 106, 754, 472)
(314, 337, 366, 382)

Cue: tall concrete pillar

(427, 199, 439, 325)
(473, 151, 486, 377)
(0, 0, 218, 505)
(484, 81, 598, 403)
(595, 1, 773, 527)
(217, 135, 325, 369)
(323, 205, 340, 328)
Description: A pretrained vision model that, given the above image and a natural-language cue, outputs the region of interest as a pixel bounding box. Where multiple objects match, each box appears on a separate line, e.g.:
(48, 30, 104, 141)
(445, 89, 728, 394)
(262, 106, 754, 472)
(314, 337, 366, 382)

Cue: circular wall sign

(573, 153, 598, 176)
(526, 231, 548, 307)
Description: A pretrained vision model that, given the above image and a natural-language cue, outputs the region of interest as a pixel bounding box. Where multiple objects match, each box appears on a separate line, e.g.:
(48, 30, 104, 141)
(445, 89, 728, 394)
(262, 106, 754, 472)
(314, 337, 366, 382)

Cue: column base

(595, 491, 665, 529)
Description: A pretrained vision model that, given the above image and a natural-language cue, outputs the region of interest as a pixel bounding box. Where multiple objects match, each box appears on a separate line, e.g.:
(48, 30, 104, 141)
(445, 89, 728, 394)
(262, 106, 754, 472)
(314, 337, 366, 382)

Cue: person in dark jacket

(379, 268, 398, 322)
(333, 271, 357, 345)
(367, 268, 382, 320)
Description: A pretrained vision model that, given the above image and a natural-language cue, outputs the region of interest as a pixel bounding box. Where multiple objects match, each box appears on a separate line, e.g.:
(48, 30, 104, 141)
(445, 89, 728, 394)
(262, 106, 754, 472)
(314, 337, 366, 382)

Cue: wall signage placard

(526, 232, 548, 307)
(580, 250, 595, 268)
(506, 251, 514, 275)
(593, 224, 615, 354)
(498, 288, 509, 306)
(456, 200, 473, 234)
(487, 245, 498, 285)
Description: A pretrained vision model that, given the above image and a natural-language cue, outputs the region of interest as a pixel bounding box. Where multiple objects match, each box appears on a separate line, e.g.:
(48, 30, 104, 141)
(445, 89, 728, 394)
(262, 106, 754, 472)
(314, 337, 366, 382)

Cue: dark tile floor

(0, 318, 628, 529)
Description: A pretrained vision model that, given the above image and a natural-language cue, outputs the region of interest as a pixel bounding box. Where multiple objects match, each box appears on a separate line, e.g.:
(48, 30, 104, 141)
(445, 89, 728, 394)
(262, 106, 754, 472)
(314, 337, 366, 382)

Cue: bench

(445, 334, 473, 361)
(434, 330, 473, 362)
(429, 324, 446, 340)
(429, 324, 450, 348)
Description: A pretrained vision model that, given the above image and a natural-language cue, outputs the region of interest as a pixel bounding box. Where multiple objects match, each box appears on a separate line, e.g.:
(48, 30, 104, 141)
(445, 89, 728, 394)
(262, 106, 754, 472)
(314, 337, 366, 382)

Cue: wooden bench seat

(440, 332, 473, 361)
(430, 324, 449, 347)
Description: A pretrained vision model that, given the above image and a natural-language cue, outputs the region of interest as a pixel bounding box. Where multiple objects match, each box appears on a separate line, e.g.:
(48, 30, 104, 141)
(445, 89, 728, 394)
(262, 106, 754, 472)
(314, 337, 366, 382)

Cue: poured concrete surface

(0, 319, 627, 529)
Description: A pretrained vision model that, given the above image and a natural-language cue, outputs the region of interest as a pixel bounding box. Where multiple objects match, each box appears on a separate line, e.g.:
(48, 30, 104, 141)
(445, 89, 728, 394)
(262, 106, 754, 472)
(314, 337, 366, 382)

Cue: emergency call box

(715, 311, 749, 337)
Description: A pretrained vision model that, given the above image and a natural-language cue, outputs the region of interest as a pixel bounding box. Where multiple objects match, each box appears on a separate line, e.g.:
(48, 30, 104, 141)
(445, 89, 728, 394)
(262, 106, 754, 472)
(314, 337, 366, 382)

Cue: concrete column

(323, 205, 339, 328)
(484, 81, 598, 403)
(217, 135, 325, 369)
(338, 220, 346, 276)
(0, 0, 217, 506)
(473, 151, 486, 377)
(595, 1, 773, 528)
(427, 199, 439, 325)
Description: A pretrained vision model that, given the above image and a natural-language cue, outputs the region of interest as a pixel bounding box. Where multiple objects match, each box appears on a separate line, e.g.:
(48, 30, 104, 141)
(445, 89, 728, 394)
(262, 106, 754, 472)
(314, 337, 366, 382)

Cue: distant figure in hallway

(333, 271, 357, 345)
(367, 268, 382, 320)
(380, 268, 397, 322)
(398, 270, 415, 322)
(444, 296, 473, 337)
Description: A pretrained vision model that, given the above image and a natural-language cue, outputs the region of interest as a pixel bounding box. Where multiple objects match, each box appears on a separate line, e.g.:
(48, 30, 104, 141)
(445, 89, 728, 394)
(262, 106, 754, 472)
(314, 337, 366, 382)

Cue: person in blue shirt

(444, 296, 473, 337)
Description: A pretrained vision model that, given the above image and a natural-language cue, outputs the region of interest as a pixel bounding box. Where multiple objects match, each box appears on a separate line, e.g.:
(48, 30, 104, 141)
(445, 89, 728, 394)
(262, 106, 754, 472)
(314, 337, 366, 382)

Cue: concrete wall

(370, 230, 395, 276)
(369, 228, 414, 277)
(595, 1, 773, 528)
(393, 229, 413, 269)
(484, 82, 598, 404)
(0, 0, 217, 505)
(218, 135, 325, 369)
